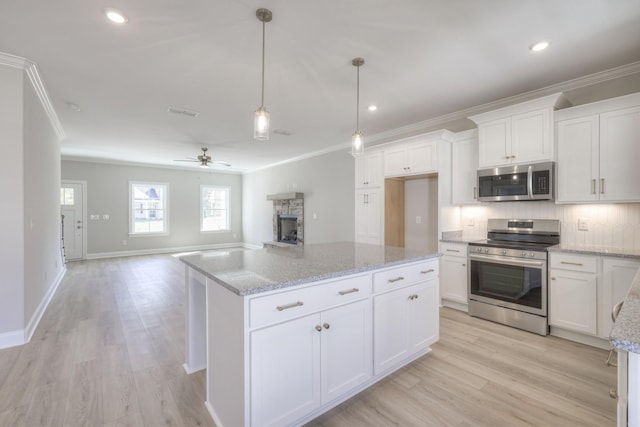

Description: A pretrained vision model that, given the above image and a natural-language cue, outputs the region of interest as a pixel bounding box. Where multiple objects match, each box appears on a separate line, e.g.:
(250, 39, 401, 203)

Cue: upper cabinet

(469, 93, 570, 168)
(355, 151, 383, 189)
(555, 92, 640, 203)
(384, 140, 437, 177)
(451, 130, 478, 205)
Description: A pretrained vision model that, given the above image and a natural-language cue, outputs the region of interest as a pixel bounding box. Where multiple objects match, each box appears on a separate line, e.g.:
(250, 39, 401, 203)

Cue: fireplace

(266, 192, 304, 246)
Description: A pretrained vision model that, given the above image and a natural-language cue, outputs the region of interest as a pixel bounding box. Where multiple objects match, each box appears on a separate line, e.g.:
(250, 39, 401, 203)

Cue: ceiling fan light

(352, 131, 364, 157)
(105, 8, 128, 24)
(199, 161, 209, 169)
(254, 107, 270, 140)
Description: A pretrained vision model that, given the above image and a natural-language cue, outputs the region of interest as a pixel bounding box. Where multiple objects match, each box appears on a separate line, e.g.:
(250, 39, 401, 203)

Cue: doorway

(60, 180, 86, 260)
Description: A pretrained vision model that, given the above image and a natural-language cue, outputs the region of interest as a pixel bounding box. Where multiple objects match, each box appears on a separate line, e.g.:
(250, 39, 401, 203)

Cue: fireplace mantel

(266, 192, 304, 201)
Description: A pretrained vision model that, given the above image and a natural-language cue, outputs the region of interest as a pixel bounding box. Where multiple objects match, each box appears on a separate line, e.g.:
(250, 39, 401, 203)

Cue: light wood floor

(0, 254, 617, 426)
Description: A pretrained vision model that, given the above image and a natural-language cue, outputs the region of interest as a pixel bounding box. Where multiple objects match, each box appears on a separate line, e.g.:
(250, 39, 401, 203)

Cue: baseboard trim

(183, 362, 206, 375)
(0, 266, 66, 350)
(549, 326, 610, 350)
(84, 243, 248, 260)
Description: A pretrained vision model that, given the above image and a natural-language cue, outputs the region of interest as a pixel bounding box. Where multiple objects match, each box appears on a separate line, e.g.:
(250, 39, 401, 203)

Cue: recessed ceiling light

(368, 105, 377, 112)
(66, 102, 81, 112)
(530, 41, 550, 52)
(105, 8, 128, 24)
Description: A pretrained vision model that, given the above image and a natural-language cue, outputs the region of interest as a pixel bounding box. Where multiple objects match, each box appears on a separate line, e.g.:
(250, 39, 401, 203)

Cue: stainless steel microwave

(477, 162, 554, 202)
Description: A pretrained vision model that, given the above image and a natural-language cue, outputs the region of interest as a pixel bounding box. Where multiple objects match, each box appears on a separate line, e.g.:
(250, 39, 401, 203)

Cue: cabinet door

(451, 138, 478, 204)
(599, 105, 640, 202)
(320, 300, 372, 404)
(250, 314, 321, 427)
(409, 279, 439, 352)
(511, 108, 552, 164)
(373, 287, 410, 375)
(556, 115, 599, 203)
(354, 190, 382, 245)
(383, 147, 408, 177)
(440, 255, 468, 304)
(548, 269, 597, 335)
(355, 152, 382, 189)
(478, 117, 511, 167)
(407, 142, 436, 174)
(355, 156, 368, 189)
(600, 258, 640, 338)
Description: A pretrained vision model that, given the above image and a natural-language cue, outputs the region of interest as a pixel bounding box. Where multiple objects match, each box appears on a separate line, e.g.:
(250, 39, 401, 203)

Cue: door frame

(61, 179, 87, 260)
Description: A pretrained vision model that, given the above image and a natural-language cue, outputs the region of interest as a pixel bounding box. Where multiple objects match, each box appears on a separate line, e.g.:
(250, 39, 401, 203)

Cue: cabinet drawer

(440, 242, 467, 258)
(249, 275, 371, 328)
(549, 253, 597, 273)
(373, 261, 438, 293)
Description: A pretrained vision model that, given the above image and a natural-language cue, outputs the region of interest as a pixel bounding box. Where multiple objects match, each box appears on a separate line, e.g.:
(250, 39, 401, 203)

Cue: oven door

(468, 253, 547, 316)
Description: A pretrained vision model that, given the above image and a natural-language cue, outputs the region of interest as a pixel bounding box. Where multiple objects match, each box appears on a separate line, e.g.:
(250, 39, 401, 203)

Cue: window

(129, 181, 168, 235)
(60, 187, 75, 205)
(201, 186, 230, 232)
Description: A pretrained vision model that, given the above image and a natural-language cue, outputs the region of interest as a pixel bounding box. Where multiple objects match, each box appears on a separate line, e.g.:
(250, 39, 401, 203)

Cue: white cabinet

(439, 242, 468, 308)
(451, 133, 478, 205)
(549, 267, 598, 335)
(555, 94, 640, 203)
(373, 261, 439, 375)
(251, 299, 371, 427)
(383, 141, 437, 177)
(469, 93, 568, 168)
(600, 258, 640, 338)
(355, 151, 382, 189)
(355, 189, 381, 245)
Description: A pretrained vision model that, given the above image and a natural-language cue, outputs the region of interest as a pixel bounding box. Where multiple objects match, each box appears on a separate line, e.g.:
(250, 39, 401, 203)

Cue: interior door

(60, 181, 85, 260)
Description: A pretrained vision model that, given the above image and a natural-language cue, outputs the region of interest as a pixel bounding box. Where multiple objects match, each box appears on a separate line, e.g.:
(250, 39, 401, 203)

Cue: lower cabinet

(439, 242, 468, 308)
(250, 299, 371, 427)
(549, 268, 598, 335)
(373, 277, 439, 375)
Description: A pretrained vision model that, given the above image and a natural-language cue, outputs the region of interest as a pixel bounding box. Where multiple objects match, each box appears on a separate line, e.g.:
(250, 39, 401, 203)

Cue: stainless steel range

(468, 218, 560, 336)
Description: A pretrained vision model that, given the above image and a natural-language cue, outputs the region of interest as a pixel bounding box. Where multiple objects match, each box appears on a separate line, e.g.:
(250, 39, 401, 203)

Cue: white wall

(404, 177, 438, 252)
(61, 161, 243, 256)
(0, 65, 25, 340)
(242, 149, 355, 247)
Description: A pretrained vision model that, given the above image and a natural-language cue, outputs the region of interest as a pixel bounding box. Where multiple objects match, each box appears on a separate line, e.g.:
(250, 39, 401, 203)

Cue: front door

(60, 181, 85, 260)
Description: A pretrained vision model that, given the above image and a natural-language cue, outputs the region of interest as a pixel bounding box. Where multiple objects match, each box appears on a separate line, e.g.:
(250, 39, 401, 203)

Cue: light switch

(90, 214, 100, 220)
(416, 216, 422, 224)
(102, 214, 110, 220)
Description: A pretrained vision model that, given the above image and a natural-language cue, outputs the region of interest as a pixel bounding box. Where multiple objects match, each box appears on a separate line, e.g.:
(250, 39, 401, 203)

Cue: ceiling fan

(174, 147, 231, 168)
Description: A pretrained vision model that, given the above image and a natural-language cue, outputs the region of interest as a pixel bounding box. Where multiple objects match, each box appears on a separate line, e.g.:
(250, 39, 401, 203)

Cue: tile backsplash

(459, 202, 640, 250)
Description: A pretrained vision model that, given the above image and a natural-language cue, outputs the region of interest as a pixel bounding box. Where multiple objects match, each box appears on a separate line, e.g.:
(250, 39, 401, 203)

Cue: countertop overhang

(610, 267, 640, 354)
(180, 242, 440, 296)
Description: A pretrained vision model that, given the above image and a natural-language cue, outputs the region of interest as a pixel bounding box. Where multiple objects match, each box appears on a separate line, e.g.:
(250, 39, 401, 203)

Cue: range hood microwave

(477, 162, 554, 202)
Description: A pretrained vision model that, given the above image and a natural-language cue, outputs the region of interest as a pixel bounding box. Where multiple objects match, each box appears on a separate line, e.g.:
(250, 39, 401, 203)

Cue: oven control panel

(468, 245, 547, 261)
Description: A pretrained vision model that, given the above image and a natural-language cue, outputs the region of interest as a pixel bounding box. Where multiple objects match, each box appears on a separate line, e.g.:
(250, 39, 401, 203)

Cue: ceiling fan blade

(213, 161, 232, 167)
(174, 159, 198, 162)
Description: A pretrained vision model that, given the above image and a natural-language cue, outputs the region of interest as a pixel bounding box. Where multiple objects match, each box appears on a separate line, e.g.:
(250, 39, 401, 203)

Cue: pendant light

(351, 58, 365, 157)
(254, 8, 272, 141)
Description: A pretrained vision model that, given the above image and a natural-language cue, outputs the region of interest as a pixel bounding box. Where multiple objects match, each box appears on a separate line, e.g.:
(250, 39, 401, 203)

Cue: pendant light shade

(254, 8, 272, 141)
(351, 58, 365, 157)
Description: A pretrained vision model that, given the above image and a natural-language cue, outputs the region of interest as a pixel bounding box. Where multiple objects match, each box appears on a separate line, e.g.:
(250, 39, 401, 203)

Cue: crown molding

(61, 155, 244, 175)
(0, 51, 66, 141)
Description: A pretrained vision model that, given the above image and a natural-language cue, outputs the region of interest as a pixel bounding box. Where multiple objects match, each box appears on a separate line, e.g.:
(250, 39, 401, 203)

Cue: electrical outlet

(415, 216, 422, 224)
(468, 218, 475, 226)
(578, 218, 589, 231)
(122, 240, 127, 246)
(102, 214, 110, 220)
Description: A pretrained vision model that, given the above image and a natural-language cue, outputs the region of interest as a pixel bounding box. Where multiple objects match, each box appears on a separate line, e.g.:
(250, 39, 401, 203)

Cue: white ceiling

(2, 0, 640, 172)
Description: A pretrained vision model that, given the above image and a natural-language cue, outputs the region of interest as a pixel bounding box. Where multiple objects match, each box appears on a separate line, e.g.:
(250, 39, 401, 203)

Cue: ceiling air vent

(167, 105, 200, 118)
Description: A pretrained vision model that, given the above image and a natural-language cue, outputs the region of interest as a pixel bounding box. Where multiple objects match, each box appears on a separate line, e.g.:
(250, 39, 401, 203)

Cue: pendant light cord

(261, 20, 266, 108)
(356, 65, 360, 133)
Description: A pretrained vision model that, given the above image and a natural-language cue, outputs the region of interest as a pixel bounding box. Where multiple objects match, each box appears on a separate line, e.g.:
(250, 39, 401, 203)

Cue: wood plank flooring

(0, 254, 617, 426)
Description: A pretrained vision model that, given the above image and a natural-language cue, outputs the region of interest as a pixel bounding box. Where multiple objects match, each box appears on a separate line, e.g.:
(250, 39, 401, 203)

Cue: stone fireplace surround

(266, 192, 304, 246)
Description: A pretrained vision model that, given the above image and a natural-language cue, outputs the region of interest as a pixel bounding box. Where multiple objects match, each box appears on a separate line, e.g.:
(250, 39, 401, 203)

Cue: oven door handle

(468, 254, 544, 268)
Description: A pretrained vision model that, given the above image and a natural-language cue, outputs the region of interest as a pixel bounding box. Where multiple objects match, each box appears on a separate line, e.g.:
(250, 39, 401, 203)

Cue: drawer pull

(315, 325, 322, 332)
(338, 288, 359, 296)
(323, 323, 330, 330)
(420, 269, 435, 274)
(276, 301, 304, 311)
(560, 261, 583, 266)
(446, 249, 460, 253)
(388, 276, 405, 283)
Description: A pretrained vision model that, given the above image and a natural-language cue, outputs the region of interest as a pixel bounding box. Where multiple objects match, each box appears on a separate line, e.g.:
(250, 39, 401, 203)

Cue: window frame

(129, 181, 169, 236)
(200, 185, 231, 233)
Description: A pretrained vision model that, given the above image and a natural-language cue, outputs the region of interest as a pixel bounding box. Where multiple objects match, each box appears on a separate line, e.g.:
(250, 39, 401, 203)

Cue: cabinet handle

(409, 294, 419, 300)
(473, 186, 477, 200)
(551, 277, 556, 280)
(446, 249, 460, 253)
(420, 269, 435, 274)
(323, 323, 330, 330)
(600, 178, 605, 194)
(315, 325, 322, 332)
(338, 288, 359, 296)
(276, 301, 304, 311)
(560, 261, 583, 266)
(591, 179, 596, 195)
(388, 276, 405, 283)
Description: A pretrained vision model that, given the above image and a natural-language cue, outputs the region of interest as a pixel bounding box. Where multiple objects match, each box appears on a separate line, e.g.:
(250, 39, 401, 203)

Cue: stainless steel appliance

(468, 218, 560, 335)
(477, 161, 554, 202)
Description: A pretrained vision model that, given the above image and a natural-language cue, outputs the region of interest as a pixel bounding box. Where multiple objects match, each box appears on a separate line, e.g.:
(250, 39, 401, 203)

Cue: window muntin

(201, 186, 230, 232)
(130, 182, 168, 235)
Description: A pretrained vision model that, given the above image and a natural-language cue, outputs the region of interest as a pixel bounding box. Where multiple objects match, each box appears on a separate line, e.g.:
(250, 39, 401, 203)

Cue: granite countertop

(548, 244, 640, 260)
(180, 242, 440, 296)
(610, 268, 640, 354)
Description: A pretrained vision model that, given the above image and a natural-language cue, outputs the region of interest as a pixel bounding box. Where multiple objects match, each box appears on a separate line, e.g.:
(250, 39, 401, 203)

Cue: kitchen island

(180, 242, 440, 427)
(610, 267, 640, 427)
